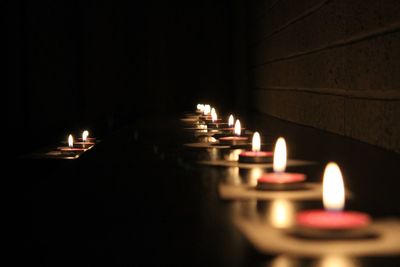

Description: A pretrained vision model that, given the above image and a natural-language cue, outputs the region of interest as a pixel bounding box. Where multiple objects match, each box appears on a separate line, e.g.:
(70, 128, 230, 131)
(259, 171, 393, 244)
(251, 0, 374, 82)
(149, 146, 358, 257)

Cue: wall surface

(248, 0, 400, 152)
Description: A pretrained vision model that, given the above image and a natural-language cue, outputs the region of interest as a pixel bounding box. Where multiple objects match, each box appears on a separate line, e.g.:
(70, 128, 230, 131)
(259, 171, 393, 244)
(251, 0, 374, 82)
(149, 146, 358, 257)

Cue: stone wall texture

(248, 0, 400, 152)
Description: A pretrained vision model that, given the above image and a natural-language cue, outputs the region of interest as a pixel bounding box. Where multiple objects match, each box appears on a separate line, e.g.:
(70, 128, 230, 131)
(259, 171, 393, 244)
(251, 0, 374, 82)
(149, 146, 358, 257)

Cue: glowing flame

(228, 115, 234, 127)
(211, 108, 218, 122)
(197, 104, 204, 112)
(252, 132, 261, 152)
(68, 134, 73, 148)
(204, 105, 211, 115)
(234, 120, 241, 136)
(82, 130, 89, 142)
(273, 137, 287, 173)
(323, 162, 345, 211)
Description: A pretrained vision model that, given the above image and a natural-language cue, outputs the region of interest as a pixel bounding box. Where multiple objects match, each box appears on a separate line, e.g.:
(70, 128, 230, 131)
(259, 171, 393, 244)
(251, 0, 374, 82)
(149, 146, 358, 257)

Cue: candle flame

(273, 137, 287, 172)
(204, 105, 211, 115)
(211, 108, 218, 122)
(228, 115, 234, 127)
(197, 104, 205, 112)
(323, 162, 345, 211)
(82, 130, 89, 142)
(68, 134, 73, 148)
(252, 132, 261, 152)
(234, 120, 241, 136)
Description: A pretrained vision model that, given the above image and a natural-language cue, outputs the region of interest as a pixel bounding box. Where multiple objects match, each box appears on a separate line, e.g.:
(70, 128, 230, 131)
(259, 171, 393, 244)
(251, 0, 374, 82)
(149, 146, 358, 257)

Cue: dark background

(7, 0, 246, 157)
(6, 1, 400, 266)
(7, 1, 400, 154)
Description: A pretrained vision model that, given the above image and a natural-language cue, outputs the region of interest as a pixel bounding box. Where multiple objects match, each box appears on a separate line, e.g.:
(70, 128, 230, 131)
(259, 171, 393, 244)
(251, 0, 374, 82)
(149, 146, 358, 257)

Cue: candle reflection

(207, 147, 219, 161)
(231, 199, 258, 219)
(225, 167, 241, 185)
(247, 167, 264, 186)
(224, 148, 244, 161)
(317, 255, 359, 267)
(269, 256, 299, 267)
(267, 199, 296, 229)
(268, 255, 359, 267)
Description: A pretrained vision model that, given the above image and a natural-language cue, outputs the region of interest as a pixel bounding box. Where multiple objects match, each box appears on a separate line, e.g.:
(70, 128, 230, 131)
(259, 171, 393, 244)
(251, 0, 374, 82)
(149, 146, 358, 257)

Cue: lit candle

(256, 137, 306, 190)
(58, 134, 85, 153)
(82, 130, 89, 141)
(228, 115, 234, 127)
(75, 130, 95, 147)
(238, 132, 273, 163)
(196, 104, 205, 114)
(204, 104, 211, 115)
(218, 119, 249, 146)
(295, 162, 370, 237)
(206, 108, 222, 128)
(218, 114, 242, 132)
(199, 104, 211, 120)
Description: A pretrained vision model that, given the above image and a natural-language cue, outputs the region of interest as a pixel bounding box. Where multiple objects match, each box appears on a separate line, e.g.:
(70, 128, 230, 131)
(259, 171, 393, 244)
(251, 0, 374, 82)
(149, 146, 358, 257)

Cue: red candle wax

(74, 142, 95, 146)
(218, 136, 249, 146)
(218, 127, 245, 131)
(257, 172, 306, 190)
(205, 119, 222, 123)
(238, 151, 273, 163)
(199, 115, 212, 121)
(58, 147, 86, 152)
(296, 210, 370, 229)
(258, 172, 305, 183)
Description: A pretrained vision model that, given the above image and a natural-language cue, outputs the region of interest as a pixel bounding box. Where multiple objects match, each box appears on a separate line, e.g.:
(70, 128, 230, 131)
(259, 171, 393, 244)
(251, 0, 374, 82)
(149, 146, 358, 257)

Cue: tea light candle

(238, 132, 273, 163)
(199, 104, 212, 120)
(75, 130, 95, 147)
(218, 119, 249, 146)
(218, 114, 238, 131)
(78, 130, 96, 142)
(295, 162, 371, 238)
(59, 134, 86, 153)
(257, 137, 306, 190)
(206, 107, 223, 128)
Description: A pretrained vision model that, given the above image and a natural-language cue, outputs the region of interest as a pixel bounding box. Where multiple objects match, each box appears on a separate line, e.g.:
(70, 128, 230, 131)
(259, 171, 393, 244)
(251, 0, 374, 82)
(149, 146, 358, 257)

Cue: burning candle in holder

(199, 104, 212, 121)
(294, 162, 372, 239)
(206, 108, 222, 128)
(218, 119, 249, 146)
(58, 134, 86, 154)
(75, 130, 95, 148)
(256, 137, 306, 190)
(217, 114, 237, 132)
(238, 132, 273, 163)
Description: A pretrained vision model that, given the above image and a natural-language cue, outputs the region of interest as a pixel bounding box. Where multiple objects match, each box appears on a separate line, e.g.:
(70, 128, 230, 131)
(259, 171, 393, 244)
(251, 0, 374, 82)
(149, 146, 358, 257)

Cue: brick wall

(248, 0, 400, 152)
